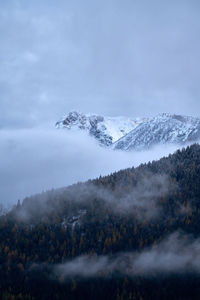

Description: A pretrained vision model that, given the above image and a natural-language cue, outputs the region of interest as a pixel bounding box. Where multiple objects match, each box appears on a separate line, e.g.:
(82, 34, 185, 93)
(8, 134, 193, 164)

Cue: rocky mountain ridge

(56, 111, 145, 146)
(114, 113, 200, 150)
(56, 111, 200, 150)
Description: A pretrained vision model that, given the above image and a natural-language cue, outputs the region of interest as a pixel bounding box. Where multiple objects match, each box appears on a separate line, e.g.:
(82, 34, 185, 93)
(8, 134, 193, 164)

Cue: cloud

(56, 256, 109, 279)
(52, 232, 200, 280)
(132, 231, 200, 275)
(1, 0, 200, 129)
(107, 172, 173, 219)
(12, 164, 176, 223)
(65, 172, 175, 220)
(0, 128, 179, 209)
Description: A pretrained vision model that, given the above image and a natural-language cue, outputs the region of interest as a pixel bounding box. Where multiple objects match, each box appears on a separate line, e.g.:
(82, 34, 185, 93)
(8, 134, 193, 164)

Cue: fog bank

(0, 128, 180, 207)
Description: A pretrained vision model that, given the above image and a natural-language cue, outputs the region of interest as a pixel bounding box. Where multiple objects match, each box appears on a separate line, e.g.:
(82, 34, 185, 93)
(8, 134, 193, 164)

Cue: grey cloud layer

(15, 172, 174, 222)
(47, 232, 200, 279)
(67, 173, 174, 220)
(0, 128, 179, 208)
(1, 0, 200, 128)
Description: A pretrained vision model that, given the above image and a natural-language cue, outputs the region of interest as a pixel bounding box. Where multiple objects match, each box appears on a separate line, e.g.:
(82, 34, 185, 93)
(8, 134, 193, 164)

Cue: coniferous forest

(1, 144, 200, 299)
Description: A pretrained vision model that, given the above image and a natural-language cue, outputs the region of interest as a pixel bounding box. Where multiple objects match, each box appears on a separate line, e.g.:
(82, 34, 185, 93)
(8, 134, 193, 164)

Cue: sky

(0, 0, 200, 128)
(0, 0, 200, 206)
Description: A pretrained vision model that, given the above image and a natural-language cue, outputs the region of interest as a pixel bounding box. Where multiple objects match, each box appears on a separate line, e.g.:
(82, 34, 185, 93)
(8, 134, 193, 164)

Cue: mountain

(114, 113, 200, 150)
(56, 112, 200, 150)
(55, 111, 146, 146)
(2, 144, 200, 299)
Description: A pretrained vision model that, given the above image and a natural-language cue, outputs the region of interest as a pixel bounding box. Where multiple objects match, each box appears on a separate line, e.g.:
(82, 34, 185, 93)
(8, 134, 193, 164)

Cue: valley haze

(0, 125, 180, 208)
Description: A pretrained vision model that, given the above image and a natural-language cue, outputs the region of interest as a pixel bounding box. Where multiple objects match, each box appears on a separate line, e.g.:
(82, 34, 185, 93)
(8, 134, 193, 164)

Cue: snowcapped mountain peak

(114, 113, 200, 151)
(56, 111, 200, 150)
(56, 111, 146, 146)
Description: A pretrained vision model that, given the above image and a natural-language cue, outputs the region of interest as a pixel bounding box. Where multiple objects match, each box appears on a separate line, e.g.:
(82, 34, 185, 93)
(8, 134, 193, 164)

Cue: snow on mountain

(113, 113, 200, 151)
(56, 111, 145, 146)
(56, 112, 200, 150)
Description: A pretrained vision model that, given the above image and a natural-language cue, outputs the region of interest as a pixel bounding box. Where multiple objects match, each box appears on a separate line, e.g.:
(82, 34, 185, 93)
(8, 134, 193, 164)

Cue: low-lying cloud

(0, 127, 180, 208)
(65, 172, 175, 220)
(107, 173, 173, 219)
(53, 232, 200, 279)
(13, 171, 176, 223)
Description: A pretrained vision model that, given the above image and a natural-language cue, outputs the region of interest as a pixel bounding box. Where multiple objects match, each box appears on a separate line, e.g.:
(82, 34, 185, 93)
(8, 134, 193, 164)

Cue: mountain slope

(2, 144, 200, 299)
(114, 113, 200, 150)
(56, 111, 146, 146)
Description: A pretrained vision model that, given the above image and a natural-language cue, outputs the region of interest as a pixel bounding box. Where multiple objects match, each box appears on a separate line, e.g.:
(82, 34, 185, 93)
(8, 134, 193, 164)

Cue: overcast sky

(1, 0, 200, 128)
(1, 0, 200, 206)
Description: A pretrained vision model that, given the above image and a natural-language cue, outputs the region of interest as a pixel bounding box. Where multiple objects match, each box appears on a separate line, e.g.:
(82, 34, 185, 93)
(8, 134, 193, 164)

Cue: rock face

(113, 113, 200, 150)
(56, 111, 145, 146)
(56, 112, 200, 150)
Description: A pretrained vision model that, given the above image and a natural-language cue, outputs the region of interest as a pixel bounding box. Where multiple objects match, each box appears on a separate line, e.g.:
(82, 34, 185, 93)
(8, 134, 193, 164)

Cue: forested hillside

(1, 144, 200, 299)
